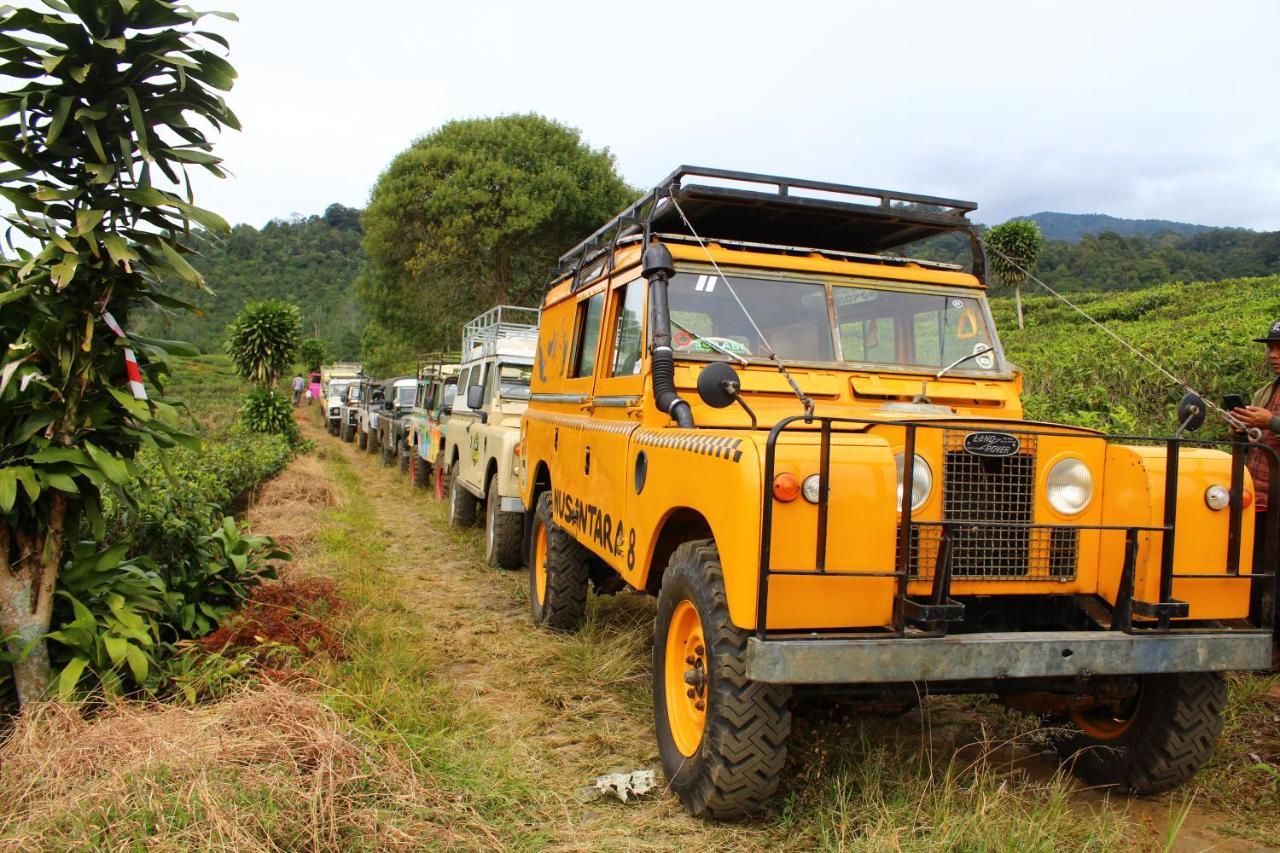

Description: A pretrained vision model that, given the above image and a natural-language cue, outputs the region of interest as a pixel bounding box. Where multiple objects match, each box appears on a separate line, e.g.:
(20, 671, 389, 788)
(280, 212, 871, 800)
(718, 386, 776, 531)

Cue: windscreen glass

(833, 286, 998, 372)
(498, 364, 533, 400)
(348, 384, 364, 402)
(395, 385, 415, 406)
(667, 272, 834, 362)
(440, 382, 457, 410)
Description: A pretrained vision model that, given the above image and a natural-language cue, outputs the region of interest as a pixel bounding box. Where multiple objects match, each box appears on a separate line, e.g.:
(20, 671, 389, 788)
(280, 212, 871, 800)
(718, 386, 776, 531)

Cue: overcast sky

(188, 0, 1280, 231)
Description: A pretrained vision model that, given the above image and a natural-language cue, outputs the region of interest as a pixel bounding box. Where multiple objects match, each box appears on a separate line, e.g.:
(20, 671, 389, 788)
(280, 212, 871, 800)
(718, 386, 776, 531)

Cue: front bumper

(745, 630, 1271, 684)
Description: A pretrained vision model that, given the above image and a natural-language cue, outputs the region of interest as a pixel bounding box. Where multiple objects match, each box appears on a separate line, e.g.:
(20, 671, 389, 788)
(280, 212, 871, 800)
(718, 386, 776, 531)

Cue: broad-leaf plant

(0, 0, 236, 703)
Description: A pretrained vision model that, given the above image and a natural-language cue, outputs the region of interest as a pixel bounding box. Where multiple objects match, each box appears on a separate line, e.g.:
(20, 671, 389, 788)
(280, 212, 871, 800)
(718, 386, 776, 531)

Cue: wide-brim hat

(1255, 320, 1280, 343)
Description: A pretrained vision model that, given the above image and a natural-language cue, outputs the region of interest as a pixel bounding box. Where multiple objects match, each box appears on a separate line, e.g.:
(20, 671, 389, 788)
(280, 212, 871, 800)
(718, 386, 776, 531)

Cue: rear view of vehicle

(519, 166, 1276, 818)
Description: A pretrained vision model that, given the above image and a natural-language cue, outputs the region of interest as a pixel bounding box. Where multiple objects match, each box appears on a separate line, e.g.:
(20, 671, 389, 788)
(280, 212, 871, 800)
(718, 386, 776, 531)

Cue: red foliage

(198, 577, 346, 661)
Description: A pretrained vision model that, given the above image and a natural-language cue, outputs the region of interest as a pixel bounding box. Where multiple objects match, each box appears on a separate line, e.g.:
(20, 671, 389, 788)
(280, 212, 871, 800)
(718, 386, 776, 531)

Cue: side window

(610, 280, 645, 377)
(571, 291, 606, 378)
(483, 361, 499, 405)
(457, 367, 473, 407)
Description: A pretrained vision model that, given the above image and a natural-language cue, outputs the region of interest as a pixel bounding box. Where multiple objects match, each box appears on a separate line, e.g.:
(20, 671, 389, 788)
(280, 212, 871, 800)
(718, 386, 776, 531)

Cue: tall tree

(359, 114, 636, 353)
(986, 220, 1045, 330)
(0, 1, 236, 703)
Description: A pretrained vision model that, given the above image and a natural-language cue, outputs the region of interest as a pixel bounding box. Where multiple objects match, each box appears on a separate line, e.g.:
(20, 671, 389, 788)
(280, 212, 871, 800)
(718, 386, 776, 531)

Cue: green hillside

(995, 275, 1280, 434)
(134, 204, 366, 359)
(1015, 211, 1227, 242)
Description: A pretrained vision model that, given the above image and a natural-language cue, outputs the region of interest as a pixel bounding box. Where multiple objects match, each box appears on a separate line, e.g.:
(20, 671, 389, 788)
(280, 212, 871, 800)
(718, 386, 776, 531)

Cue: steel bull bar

(747, 416, 1278, 684)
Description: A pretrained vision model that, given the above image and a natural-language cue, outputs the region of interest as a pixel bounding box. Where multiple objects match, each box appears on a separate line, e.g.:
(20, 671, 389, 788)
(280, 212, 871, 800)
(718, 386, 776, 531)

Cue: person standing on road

(292, 373, 305, 406)
(1232, 322, 1280, 625)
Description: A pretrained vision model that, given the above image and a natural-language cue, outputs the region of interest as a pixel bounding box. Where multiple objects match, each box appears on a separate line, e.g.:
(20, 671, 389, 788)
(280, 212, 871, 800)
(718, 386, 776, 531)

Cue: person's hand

(1233, 405, 1274, 429)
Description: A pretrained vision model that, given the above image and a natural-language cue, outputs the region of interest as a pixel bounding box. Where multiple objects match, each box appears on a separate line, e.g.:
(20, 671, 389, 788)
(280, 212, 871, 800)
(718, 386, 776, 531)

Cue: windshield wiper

(914, 344, 994, 404)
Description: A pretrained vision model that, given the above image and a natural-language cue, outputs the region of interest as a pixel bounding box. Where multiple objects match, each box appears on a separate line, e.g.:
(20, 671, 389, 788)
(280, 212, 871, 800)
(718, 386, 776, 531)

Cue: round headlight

(802, 474, 822, 504)
(894, 453, 933, 512)
(1205, 485, 1231, 511)
(1047, 458, 1094, 515)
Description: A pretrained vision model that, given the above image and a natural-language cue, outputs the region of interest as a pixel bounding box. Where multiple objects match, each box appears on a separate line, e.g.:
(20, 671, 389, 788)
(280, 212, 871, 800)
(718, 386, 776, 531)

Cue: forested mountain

(134, 204, 366, 358)
(1013, 211, 1226, 242)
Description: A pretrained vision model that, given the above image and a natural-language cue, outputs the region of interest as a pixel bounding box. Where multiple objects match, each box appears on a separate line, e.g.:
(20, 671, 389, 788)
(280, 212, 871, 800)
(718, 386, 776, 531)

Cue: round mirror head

(697, 362, 740, 409)
(1177, 391, 1206, 432)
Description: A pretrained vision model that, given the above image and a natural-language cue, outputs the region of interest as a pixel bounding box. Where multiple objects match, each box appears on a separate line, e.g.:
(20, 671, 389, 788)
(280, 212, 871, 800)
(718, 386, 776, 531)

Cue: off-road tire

(434, 458, 447, 500)
(341, 422, 354, 443)
(528, 491, 590, 631)
(357, 428, 367, 450)
(485, 476, 523, 569)
(381, 436, 394, 466)
(411, 453, 430, 488)
(448, 462, 476, 528)
(399, 441, 410, 474)
(1052, 672, 1227, 794)
(654, 540, 792, 819)
(366, 428, 378, 453)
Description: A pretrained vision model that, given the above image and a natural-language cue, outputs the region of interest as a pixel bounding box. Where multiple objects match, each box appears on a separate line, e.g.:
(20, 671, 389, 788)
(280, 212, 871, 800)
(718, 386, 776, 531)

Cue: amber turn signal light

(1242, 488, 1254, 510)
(772, 472, 800, 502)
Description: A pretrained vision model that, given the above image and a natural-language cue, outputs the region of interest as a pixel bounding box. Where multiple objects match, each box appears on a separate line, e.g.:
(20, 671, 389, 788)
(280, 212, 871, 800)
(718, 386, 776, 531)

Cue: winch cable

(982, 241, 1260, 441)
(669, 195, 815, 416)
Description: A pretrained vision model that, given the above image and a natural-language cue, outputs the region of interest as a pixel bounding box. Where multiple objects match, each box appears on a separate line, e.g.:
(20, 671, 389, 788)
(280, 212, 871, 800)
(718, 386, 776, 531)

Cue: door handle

(584, 445, 591, 475)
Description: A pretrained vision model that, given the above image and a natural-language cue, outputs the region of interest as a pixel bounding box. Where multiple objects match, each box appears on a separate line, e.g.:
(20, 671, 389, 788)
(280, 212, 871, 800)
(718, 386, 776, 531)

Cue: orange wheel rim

(534, 523, 548, 606)
(665, 599, 708, 757)
(1070, 691, 1141, 741)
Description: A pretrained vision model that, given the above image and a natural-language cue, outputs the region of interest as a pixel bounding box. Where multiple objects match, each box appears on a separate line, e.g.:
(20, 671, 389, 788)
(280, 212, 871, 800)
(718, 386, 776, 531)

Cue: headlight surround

(802, 474, 822, 504)
(1047, 457, 1094, 515)
(894, 453, 933, 512)
(1204, 485, 1231, 511)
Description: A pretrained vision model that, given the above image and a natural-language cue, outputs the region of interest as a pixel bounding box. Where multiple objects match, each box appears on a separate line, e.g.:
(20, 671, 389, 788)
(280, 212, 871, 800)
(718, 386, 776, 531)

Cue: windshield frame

(669, 262, 1012, 379)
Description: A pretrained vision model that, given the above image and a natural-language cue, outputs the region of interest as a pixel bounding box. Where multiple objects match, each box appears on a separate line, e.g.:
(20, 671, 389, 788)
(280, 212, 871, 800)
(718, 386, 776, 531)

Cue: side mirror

(466, 384, 485, 411)
(1176, 391, 1206, 433)
(697, 361, 741, 408)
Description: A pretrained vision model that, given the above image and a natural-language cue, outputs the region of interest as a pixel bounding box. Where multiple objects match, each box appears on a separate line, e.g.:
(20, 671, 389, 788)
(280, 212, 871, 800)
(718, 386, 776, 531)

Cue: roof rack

(415, 351, 462, 380)
(461, 305, 540, 358)
(546, 166, 984, 291)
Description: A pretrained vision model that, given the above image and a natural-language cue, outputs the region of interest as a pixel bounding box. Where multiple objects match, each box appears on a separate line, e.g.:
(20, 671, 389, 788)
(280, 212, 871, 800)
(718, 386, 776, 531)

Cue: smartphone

(1223, 394, 1247, 411)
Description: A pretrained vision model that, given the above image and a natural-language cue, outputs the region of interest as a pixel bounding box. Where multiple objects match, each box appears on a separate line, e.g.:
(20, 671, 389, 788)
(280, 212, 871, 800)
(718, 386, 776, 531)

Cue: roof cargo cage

(547, 166, 985, 291)
(461, 305, 540, 360)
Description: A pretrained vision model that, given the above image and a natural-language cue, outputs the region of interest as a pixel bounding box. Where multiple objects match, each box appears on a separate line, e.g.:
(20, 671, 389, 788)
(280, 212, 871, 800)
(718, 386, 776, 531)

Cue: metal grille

(901, 431, 1078, 581)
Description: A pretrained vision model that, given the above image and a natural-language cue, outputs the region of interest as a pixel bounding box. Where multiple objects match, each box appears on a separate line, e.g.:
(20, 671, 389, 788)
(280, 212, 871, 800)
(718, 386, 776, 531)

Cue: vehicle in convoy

(440, 306, 538, 568)
(356, 378, 388, 452)
(322, 362, 361, 435)
(407, 354, 460, 490)
(375, 376, 418, 468)
(518, 167, 1276, 818)
(339, 377, 367, 443)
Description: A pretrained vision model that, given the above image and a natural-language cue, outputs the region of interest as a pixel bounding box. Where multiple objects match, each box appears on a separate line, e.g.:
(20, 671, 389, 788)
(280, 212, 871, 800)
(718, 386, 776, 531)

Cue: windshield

(348, 384, 364, 402)
(498, 364, 532, 400)
(668, 272, 833, 361)
(833, 286, 997, 372)
(667, 270, 1002, 374)
(395, 385, 415, 406)
(330, 382, 351, 398)
(440, 382, 457, 410)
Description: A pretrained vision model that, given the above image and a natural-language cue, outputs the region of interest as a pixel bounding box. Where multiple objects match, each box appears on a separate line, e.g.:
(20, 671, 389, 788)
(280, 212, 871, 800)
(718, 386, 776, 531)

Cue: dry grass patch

(0, 683, 458, 850)
(246, 451, 339, 554)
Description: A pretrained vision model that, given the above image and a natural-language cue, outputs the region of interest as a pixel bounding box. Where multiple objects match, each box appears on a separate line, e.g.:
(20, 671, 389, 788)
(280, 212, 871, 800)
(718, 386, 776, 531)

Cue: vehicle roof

(546, 166, 983, 292)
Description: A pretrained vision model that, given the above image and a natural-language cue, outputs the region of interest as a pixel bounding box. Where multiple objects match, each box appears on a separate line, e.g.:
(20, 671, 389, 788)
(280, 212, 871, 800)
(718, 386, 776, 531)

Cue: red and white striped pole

(102, 312, 147, 401)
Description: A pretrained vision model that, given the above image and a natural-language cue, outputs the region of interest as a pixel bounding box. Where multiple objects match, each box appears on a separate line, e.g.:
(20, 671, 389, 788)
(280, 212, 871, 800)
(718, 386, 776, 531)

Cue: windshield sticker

(974, 341, 995, 370)
(694, 274, 718, 293)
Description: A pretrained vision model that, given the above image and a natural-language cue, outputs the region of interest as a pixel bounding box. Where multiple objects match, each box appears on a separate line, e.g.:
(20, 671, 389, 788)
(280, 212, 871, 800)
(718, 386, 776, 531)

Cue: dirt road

(295, 415, 1269, 850)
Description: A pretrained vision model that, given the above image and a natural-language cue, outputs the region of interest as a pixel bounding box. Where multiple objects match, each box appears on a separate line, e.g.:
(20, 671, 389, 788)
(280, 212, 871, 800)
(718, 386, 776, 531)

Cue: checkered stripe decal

(635, 430, 744, 463)
(526, 410, 638, 437)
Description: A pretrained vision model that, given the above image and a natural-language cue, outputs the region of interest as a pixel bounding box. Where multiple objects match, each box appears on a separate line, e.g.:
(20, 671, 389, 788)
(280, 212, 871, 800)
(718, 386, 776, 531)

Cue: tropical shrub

(225, 300, 302, 388)
(298, 338, 326, 373)
(241, 387, 300, 442)
(0, 0, 238, 703)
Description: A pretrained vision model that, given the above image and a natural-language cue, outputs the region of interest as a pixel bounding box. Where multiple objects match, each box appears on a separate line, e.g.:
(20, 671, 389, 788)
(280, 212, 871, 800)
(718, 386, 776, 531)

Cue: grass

(7, 406, 1280, 848)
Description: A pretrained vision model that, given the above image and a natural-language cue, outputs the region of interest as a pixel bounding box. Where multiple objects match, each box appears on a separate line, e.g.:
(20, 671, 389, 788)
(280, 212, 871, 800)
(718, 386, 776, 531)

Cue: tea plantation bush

(997, 275, 1280, 434)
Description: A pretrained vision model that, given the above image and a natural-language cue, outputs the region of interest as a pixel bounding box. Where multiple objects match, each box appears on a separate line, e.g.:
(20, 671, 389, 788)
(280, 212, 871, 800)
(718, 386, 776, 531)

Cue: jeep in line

(440, 306, 539, 568)
(517, 167, 1276, 818)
